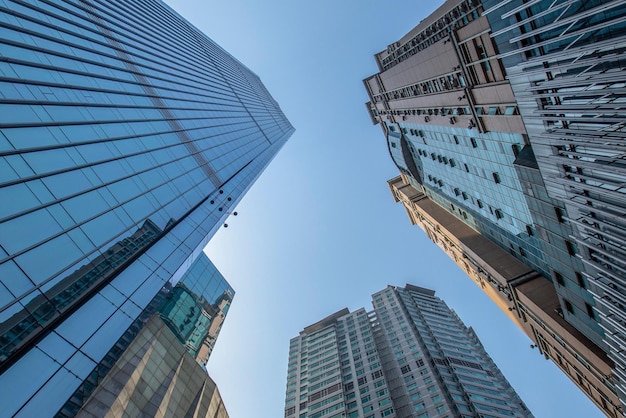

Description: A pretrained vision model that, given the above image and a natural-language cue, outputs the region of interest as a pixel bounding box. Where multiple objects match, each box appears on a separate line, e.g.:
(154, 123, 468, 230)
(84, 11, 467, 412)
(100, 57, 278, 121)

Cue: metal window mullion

(593, 280, 626, 307)
(491, 0, 580, 38)
(514, 35, 626, 67)
(499, 17, 626, 59)
(508, 0, 625, 44)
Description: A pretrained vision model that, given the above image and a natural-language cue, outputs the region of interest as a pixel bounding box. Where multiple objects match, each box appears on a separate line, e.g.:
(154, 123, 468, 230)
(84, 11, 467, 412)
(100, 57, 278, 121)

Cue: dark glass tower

(0, 0, 293, 415)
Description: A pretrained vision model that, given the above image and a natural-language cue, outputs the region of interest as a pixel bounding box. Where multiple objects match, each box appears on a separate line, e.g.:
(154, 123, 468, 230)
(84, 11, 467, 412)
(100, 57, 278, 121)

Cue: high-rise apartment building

(284, 284, 532, 418)
(0, 0, 293, 415)
(363, 0, 624, 415)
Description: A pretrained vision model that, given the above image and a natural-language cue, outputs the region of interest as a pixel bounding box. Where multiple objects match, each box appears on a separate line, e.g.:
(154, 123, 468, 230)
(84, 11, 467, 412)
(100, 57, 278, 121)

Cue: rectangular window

(492, 172, 501, 183)
(566, 240, 578, 256)
(470, 137, 478, 148)
(554, 271, 565, 286)
(564, 300, 574, 314)
(576, 272, 586, 289)
(555, 207, 566, 223)
(586, 303, 596, 319)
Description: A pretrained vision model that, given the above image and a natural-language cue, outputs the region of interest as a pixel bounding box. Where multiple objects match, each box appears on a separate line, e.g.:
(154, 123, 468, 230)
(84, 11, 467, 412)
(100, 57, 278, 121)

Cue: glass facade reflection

(57, 253, 233, 417)
(159, 254, 234, 368)
(0, 0, 293, 415)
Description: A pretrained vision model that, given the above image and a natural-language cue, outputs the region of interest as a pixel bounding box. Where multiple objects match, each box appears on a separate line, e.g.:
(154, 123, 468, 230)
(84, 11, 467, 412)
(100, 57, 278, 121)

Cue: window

(492, 172, 501, 183)
(470, 137, 478, 148)
(586, 303, 596, 319)
(526, 225, 534, 236)
(464, 163, 469, 172)
(495, 209, 504, 219)
(566, 240, 578, 256)
(564, 300, 574, 314)
(462, 192, 468, 200)
(453, 136, 459, 144)
(401, 365, 412, 374)
(450, 159, 456, 167)
(576, 272, 586, 289)
(554, 271, 565, 286)
(454, 188, 460, 196)
(555, 207, 566, 223)
(477, 200, 484, 209)
(518, 246, 526, 257)
(358, 376, 367, 386)
(390, 142, 397, 148)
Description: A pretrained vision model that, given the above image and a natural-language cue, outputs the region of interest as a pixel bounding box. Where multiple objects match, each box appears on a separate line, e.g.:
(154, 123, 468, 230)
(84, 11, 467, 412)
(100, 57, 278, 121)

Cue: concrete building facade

(284, 285, 533, 418)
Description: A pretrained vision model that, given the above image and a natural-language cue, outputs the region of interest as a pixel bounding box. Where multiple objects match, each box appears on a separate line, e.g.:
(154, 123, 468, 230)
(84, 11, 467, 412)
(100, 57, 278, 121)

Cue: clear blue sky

(163, 1, 603, 417)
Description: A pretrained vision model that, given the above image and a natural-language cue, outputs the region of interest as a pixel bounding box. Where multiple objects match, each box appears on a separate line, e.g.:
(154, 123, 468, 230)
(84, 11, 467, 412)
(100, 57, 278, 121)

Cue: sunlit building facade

(284, 285, 532, 418)
(0, 0, 293, 415)
(363, 0, 625, 415)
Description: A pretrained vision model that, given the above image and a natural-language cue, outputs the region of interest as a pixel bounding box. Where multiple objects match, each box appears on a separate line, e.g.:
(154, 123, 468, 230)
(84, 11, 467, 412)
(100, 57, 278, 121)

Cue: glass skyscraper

(284, 284, 532, 418)
(0, 0, 293, 415)
(363, 0, 625, 415)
